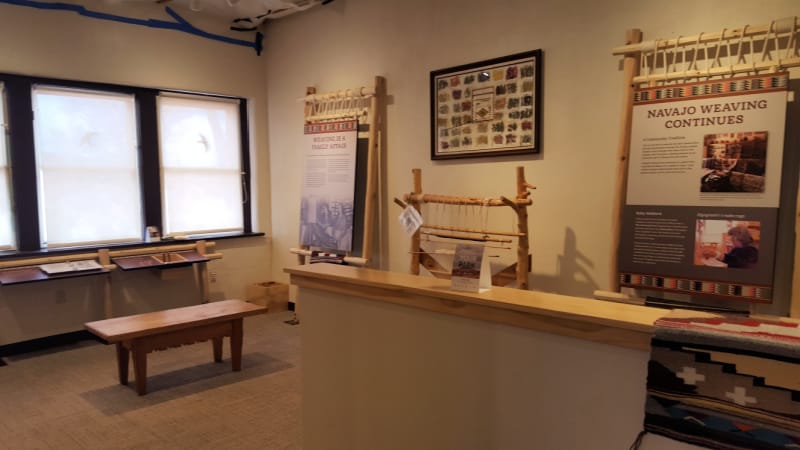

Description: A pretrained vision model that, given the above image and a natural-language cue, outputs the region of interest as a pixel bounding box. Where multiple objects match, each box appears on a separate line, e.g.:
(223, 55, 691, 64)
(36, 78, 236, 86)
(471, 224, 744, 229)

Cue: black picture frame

(430, 49, 542, 160)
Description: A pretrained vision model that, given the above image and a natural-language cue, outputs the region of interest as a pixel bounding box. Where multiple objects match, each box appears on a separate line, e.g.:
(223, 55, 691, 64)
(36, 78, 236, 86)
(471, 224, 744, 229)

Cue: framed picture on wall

(430, 49, 542, 160)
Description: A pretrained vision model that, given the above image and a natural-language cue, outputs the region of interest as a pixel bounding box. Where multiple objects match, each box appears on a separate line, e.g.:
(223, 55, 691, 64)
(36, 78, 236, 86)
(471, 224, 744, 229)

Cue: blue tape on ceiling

(0, 0, 263, 54)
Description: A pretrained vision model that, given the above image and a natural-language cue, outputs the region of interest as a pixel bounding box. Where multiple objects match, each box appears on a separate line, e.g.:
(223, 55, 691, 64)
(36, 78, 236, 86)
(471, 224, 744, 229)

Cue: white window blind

(0, 84, 15, 249)
(32, 86, 142, 247)
(158, 94, 243, 236)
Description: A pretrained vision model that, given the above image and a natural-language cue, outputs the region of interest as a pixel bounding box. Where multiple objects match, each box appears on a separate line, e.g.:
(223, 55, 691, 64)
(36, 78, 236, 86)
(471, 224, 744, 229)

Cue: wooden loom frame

(608, 17, 800, 317)
(398, 166, 534, 289)
(290, 76, 386, 267)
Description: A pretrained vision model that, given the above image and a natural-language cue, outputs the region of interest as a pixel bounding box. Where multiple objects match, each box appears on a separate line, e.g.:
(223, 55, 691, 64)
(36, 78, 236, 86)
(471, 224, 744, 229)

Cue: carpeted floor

(0, 311, 302, 450)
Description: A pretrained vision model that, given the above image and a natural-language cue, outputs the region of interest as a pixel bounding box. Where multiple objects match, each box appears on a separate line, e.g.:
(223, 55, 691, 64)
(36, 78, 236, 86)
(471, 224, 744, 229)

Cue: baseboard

(0, 330, 101, 361)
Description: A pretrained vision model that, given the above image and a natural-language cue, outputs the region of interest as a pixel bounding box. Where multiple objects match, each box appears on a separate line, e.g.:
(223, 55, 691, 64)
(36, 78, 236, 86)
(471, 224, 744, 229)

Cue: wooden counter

(285, 264, 700, 450)
(285, 263, 667, 351)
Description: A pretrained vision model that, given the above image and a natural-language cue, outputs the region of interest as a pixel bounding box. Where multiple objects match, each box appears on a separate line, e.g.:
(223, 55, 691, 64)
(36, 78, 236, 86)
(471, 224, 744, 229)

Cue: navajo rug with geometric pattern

(638, 310, 799, 450)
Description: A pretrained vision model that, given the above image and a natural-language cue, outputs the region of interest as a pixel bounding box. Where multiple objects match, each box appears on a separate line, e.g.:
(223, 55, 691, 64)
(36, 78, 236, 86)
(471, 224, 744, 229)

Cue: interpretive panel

(619, 73, 789, 302)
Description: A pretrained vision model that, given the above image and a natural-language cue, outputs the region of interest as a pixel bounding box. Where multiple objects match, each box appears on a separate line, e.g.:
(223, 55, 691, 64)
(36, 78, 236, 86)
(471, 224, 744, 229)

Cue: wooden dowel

(107, 242, 215, 258)
(403, 193, 531, 207)
(0, 252, 98, 269)
(421, 231, 512, 244)
(420, 224, 525, 237)
(288, 247, 368, 266)
(409, 250, 501, 257)
(299, 86, 377, 102)
(421, 236, 512, 250)
(394, 197, 408, 208)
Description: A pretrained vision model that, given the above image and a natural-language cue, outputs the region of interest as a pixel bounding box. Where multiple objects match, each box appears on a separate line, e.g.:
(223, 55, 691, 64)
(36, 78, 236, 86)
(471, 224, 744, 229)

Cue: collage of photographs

(431, 51, 540, 158)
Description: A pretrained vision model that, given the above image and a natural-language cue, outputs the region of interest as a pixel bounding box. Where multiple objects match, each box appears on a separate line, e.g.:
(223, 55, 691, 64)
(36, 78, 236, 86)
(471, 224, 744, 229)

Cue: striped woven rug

(638, 310, 799, 449)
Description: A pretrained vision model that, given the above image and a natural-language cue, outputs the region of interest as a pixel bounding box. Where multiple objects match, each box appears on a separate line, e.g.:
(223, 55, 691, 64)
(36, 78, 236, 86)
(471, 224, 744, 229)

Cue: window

(158, 94, 244, 237)
(0, 84, 14, 250)
(32, 86, 142, 247)
(0, 71, 252, 254)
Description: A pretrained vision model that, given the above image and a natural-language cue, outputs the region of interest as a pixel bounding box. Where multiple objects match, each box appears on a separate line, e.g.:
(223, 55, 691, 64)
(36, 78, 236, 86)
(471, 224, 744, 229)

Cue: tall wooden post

(361, 76, 385, 265)
(792, 191, 800, 318)
(608, 29, 642, 292)
(410, 168, 423, 275)
(515, 166, 531, 289)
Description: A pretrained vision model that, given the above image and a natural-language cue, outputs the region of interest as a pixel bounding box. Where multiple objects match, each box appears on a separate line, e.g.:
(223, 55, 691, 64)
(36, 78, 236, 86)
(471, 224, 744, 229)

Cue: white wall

(264, 0, 800, 306)
(0, 0, 273, 343)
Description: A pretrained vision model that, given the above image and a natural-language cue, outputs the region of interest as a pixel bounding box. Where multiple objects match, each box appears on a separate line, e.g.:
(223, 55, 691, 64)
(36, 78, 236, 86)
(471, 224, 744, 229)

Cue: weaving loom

(397, 166, 534, 289)
(636, 310, 799, 449)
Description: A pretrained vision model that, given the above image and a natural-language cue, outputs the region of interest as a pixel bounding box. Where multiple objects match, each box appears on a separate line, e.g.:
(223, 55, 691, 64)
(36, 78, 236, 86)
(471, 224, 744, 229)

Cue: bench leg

(230, 318, 243, 371)
(212, 337, 223, 362)
(116, 343, 129, 385)
(131, 344, 148, 396)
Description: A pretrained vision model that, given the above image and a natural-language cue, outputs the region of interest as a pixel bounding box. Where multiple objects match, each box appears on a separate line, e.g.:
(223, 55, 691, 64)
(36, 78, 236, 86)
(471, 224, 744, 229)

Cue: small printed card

(451, 244, 492, 293)
(398, 205, 423, 236)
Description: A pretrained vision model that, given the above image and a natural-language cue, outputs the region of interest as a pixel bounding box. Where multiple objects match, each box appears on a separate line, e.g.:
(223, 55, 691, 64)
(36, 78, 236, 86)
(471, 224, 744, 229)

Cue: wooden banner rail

(292, 76, 386, 268)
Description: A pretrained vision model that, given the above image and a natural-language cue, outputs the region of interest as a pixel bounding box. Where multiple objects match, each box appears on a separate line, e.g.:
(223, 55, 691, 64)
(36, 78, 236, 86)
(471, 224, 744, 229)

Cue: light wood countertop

(285, 264, 670, 351)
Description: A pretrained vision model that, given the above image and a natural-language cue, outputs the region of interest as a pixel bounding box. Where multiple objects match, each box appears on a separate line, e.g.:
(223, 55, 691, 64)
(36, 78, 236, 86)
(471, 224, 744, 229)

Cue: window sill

(0, 232, 265, 262)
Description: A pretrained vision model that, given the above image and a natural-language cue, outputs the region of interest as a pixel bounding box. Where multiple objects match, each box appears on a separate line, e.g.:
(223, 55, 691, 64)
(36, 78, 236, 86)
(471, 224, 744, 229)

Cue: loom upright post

(516, 166, 531, 289)
(608, 28, 642, 292)
(410, 168, 423, 275)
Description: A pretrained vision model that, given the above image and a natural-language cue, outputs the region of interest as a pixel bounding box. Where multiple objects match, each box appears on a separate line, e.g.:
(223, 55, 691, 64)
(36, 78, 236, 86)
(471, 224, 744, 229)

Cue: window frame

(0, 82, 15, 250)
(0, 72, 253, 254)
(157, 92, 246, 238)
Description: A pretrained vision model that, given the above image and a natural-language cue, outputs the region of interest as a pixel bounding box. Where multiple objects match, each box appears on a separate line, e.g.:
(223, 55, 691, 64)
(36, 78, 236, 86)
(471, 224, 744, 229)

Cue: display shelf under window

(112, 250, 209, 271)
(0, 265, 109, 286)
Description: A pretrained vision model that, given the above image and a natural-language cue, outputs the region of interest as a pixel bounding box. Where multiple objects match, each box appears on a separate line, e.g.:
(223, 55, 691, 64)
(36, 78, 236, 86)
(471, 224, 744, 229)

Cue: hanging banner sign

(618, 73, 789, 302)
(299, 120, 358, 252)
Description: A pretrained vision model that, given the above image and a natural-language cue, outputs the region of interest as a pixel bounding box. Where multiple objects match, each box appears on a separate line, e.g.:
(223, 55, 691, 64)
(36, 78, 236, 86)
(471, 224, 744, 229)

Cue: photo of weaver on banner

(694, 219, 760, 269)
(700, 131, 767, 193)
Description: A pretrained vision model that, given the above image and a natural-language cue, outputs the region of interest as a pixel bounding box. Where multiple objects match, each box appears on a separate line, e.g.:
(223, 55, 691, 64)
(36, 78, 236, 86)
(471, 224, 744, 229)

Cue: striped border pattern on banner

(620, 272, 772, 302)
(304, 120, 358, 134)
(633, 72, 789, 104)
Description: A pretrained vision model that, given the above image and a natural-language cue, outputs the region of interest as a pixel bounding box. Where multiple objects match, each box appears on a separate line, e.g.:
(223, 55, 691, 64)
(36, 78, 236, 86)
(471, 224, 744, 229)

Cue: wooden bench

(85, 300, 267, 395)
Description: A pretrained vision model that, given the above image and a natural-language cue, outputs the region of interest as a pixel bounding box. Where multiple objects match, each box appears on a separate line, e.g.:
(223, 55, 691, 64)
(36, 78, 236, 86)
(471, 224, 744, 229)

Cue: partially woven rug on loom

(642, 310, 800, 449)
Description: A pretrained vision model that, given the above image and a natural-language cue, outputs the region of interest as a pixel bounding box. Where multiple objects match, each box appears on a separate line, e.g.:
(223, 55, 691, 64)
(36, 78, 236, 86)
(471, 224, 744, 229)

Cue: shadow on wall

(529, 227, 598, 298)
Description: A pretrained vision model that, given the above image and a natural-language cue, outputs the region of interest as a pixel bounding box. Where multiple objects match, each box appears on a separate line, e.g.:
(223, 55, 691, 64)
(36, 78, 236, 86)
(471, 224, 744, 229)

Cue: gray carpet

(0, 311, 302, 449)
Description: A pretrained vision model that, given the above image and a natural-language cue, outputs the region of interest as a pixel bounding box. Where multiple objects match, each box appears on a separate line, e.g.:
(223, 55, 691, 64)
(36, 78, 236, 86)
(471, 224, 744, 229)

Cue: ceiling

(139, 0, 329, 24)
